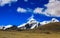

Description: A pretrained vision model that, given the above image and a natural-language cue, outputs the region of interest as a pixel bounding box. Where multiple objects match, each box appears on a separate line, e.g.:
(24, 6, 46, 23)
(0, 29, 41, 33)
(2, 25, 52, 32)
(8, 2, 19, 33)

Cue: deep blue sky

(0, 0, 60, 25)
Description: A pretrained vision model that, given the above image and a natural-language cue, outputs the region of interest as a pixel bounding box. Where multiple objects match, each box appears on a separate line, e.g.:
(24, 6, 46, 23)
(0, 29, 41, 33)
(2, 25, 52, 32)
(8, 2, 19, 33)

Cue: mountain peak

(27, 15, 38, 24)
(27, 15, 35, 21)
(18, 15, 39, 29)
(51, 18, 59, 22)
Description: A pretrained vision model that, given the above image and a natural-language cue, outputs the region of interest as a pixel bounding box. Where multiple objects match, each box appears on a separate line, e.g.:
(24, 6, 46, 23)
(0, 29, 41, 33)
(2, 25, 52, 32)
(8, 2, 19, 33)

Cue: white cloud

(17, 7, 27, 13)
(44, 0, 60, 17)
(33, 0, 60, 17)
(17, 7, 33, 13)
(0, 0, 17, 6)
(33, 7, 44, 14)
(49, 0, 56, 3)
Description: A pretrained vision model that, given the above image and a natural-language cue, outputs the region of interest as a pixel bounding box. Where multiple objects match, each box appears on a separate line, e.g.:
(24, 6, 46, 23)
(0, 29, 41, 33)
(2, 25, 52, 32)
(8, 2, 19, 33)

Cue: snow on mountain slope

(1, 17, 59, 30)
(17, 23, 27, 28)
(40, 21, 51, 25)
(17, 15, 39, 29)
(3, 25, 13, 30)
(30, 24, 37, 29)
(18, 15, 60, 29)
(51, 18, 59, 22)
(40, 18, 59, 25)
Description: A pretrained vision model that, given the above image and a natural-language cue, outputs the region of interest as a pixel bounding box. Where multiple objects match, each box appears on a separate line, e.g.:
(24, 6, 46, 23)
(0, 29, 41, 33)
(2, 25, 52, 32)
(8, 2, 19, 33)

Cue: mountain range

(0, 15, 59, 30)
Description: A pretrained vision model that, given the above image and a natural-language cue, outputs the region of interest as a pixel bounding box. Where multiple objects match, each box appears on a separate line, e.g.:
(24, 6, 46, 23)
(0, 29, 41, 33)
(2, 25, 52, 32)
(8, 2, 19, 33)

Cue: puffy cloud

(17, 7, 44, 13)
(0, 0, 17, 6)
(33, 7, 44, 14)
(17, 7, 27, 13)
(17, 7, 33, 13)
(33, 0, 60, 17)
(17, 0, 60, 17)
(44, 0, 60, 17)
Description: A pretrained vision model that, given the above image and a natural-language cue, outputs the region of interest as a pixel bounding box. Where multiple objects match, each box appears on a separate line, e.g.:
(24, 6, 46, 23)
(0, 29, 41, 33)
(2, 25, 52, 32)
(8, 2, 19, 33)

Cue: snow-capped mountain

(40, 21, 51, 25)
(27, 15, 39, 29)
(1, 25, 17, 30)
(40, 18, 59, 25)
(18, 15, 39, 29)
(18, 15, 60, 29)
(18, 23, 27, 28)
(51, 18, 59, 22)
(3, 25, 13, 30)
(0, 17, 59, 30)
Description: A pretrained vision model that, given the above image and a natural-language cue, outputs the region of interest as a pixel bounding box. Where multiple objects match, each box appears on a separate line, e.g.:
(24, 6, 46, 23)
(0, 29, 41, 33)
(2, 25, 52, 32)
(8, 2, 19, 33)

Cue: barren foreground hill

(0, 31, 60, 38)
